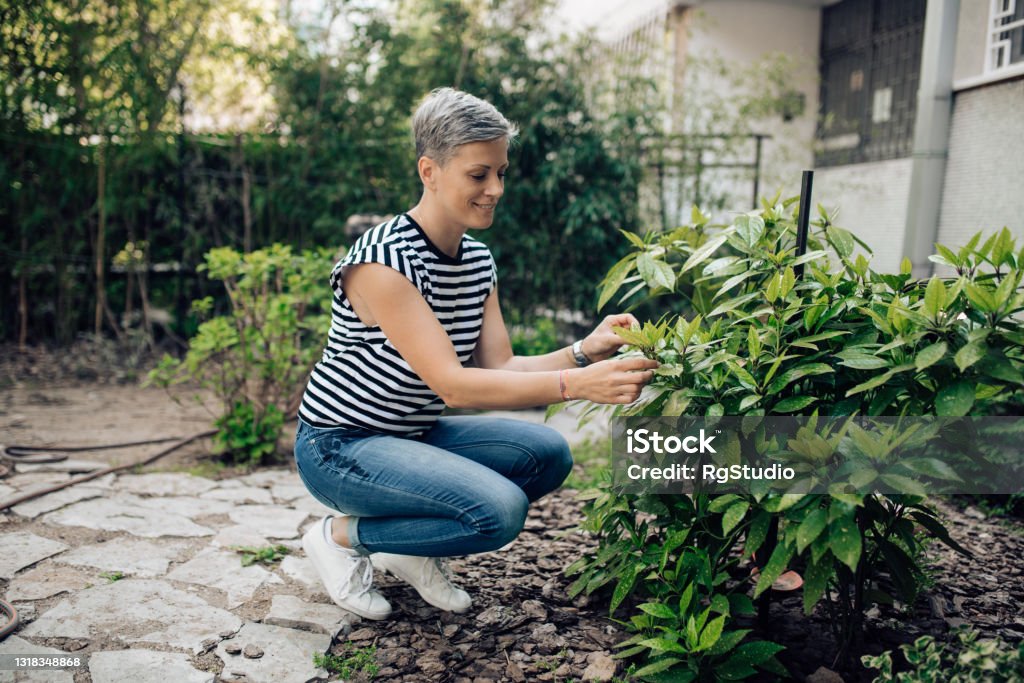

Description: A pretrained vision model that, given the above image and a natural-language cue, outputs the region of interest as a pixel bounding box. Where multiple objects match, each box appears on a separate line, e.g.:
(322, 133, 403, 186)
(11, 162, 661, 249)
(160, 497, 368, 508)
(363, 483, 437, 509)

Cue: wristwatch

(571, 340, 592, 367)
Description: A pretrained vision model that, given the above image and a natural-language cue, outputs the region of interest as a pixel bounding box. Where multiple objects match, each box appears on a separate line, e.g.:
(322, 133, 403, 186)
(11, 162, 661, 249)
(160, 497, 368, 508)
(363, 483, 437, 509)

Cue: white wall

(555, 0, 668, 41)
(937, 79, 1024, 253)
(953, 0, 989, 84)
(814, 158, 915, 273)
(684, 1, 822, 208)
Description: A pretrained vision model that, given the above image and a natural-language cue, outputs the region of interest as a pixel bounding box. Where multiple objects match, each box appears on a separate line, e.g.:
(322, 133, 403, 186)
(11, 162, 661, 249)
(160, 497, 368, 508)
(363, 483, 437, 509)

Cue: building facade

(572, 0, 1024, 273)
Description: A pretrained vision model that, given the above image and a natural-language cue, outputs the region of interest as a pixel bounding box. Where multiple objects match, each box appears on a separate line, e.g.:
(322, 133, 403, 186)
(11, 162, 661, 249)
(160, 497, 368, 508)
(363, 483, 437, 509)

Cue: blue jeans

(294, 416, 573, 557)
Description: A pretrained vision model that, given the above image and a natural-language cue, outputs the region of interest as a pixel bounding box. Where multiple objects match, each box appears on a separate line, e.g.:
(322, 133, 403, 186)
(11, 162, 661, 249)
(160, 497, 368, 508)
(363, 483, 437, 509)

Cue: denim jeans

(294, 416, 573, 557)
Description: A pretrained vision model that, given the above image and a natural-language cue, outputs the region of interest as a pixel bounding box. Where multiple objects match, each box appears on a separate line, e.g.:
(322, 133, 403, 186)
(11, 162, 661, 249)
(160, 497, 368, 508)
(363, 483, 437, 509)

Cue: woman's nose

(486, 176, 504, 199)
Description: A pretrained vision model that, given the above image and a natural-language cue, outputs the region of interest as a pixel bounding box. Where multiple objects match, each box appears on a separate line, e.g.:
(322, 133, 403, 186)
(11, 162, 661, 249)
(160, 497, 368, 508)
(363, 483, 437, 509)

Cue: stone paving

(0, 464, 349, 683)
(0, 408, 606, 682)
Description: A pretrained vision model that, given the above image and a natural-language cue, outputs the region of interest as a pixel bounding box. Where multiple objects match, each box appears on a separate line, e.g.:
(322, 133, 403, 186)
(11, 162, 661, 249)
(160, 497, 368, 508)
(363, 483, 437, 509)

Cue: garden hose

(0, 430, 217, 512)
(0, 416, 297, 511)
(0, 599, 18, 642)
(0, 438, 182, 479)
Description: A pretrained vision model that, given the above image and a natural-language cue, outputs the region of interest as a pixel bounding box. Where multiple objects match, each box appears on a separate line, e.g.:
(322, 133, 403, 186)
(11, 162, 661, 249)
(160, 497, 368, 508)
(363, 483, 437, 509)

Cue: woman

(294, 87, 658, 620)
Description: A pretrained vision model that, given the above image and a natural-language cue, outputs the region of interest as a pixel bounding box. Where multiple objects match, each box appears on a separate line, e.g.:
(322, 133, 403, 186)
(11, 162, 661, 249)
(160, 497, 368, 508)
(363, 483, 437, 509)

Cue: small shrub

(572, 198, 1024, 678)
(863, 627, 1024, 682)
(314, 644, 379, 679)
(147, 244, 332, 466)
(509, 316, 563, 356)
(231, 545, 290, 567)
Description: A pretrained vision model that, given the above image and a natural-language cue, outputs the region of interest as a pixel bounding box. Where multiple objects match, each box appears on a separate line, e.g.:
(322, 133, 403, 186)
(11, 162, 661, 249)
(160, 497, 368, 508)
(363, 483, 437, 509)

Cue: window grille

(987, 0, 1024, 72)
(816, 0, 926, 167)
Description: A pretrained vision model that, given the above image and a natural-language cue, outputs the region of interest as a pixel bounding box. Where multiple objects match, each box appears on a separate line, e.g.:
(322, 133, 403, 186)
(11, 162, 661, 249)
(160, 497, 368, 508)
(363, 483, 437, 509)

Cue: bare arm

(344, 264, 657, 410)
(472, 287, 642, 372)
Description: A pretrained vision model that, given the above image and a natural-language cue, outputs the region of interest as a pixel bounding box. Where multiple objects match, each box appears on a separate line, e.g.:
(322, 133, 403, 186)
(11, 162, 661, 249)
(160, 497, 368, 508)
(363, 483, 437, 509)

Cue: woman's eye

(471, 175, 485, 181)
(498, 173, 507, 180)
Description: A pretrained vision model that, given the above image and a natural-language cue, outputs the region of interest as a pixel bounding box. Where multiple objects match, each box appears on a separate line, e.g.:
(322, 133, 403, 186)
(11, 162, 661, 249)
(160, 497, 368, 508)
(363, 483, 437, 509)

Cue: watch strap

(571, 340, 591, 367)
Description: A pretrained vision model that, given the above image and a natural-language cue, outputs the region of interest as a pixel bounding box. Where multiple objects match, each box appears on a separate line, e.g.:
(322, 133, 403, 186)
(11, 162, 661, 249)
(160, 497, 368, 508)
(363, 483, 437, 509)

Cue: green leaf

(706, 629, 752, 657)
(716, 271, 754, 299)
(781, 267, 796, 299)
(619, 229, 647, 249)
(923, 277, 946, 318)
(837, 353, 889, 371)
(845, 365, 912, 398)
(681, 235, 729, 274)
(910, 511, 972, 557)
(802, 557, 831, 615)
(744, 510, 771, 557)
(901, 458, 962, 481)
(695, 614, 726, 652)
(796, 508, 828, 554)
(965, 283, 997, 313)
(703, 256, 741, 276)
(766, 363, 833, 395)
(638, 252, 674, 290)
(754, 542, 795, 598)
(935, 381, 975, 416)
(773, 395, 818, 413)
(610, 563, 641, 613)
(735, 214, 765, 246)
(722, 501, 750, 535)
(827, 225, 855, 258)
(915, 341, 948, 372)
(544, 401, 571, 421)
(598, 260, 633, 311)
(954, 342, 987, 372)
(829, 517, 862, 572)
(631, 657, 684, 678)
(708, 494, 741, 513)
(638, 602, 678, 620)
(765, 272, 782, 303)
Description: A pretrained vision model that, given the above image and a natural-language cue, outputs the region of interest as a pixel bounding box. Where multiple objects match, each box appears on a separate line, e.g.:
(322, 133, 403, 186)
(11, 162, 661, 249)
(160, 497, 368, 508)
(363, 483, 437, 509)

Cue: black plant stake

(794, 170, 814, 280)
(757, 171, 814, 629)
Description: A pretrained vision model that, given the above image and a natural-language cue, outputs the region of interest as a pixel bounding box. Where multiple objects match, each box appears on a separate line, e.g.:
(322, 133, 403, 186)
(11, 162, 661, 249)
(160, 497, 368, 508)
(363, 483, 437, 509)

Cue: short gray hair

(413, 88, 518, 166)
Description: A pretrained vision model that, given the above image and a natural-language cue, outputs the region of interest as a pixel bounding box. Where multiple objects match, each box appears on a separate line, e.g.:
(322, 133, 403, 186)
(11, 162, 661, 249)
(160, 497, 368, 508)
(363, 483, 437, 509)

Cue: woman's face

(428, 139, 508, 230)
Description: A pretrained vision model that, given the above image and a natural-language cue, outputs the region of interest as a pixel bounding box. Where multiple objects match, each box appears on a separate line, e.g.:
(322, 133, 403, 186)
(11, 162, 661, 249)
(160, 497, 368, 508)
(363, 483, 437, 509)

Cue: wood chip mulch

(332, 488, 1024, 683)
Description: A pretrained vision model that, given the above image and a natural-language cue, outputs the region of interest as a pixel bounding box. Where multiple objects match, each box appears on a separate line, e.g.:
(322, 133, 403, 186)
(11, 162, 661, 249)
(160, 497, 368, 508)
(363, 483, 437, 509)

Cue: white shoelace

(427, 557, 458, 589)
(336, 555, 375, 599)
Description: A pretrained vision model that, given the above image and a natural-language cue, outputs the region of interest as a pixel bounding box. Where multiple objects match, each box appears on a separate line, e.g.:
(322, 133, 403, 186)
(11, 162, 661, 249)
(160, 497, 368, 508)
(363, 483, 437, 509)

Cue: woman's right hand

(570, 357, 660, 404)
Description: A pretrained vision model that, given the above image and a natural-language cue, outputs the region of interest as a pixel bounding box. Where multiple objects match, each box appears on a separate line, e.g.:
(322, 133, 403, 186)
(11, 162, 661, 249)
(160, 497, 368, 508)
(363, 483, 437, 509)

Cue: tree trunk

(95, 142, 107, 335)
(18, 232, 28, 351)
(235, 133, 253, 253)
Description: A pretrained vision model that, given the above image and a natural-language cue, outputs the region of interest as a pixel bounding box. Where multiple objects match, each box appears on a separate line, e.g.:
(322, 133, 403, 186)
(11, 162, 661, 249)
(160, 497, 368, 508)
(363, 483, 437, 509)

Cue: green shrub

(509, 316, 563, 357)
(570, 198, 1024, 679)
(863, 628, 1024, 682)
(147, 244, 332, 465)
(313, 644, 379, 679)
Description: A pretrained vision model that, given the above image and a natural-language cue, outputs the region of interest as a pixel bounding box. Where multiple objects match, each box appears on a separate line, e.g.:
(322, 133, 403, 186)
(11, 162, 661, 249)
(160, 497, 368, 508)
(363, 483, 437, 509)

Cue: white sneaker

(372, 553, 472, 613)
(302, 516, 392, 620)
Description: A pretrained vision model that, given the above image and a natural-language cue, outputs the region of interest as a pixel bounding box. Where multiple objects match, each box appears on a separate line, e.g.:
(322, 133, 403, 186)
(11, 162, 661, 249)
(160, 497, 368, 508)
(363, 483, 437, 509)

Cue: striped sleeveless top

(297, 213, 497, 436)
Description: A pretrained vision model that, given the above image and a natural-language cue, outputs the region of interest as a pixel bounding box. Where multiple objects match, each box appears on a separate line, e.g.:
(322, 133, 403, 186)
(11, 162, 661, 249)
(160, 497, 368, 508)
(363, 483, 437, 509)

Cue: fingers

(605, 313, 639, 329)
(615, 357, 660, 371)
(618, 370, 655, 385)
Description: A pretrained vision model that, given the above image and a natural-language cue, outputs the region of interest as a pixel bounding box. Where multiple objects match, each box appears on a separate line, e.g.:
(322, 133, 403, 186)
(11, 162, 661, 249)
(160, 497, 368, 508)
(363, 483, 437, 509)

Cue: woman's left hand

(581, 313, 641, 362)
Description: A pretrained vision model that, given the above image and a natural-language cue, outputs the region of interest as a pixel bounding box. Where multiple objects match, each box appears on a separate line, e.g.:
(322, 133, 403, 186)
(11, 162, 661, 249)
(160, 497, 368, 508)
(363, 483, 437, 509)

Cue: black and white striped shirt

(298, 213, 497, 436)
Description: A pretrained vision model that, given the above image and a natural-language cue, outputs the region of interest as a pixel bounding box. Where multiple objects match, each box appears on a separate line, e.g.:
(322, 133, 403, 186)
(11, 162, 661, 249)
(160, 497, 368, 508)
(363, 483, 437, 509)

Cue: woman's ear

(417, 156, 438, 192)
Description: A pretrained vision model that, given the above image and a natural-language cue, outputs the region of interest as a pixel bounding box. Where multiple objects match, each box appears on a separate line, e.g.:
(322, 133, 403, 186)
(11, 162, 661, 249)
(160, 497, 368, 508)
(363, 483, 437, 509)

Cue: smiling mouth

(473, 203, 496, 210)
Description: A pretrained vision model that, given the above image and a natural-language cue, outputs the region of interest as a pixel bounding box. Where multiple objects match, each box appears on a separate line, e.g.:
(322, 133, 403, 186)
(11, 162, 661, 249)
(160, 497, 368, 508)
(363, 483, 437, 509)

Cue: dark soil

(327, 487, 1024, 682)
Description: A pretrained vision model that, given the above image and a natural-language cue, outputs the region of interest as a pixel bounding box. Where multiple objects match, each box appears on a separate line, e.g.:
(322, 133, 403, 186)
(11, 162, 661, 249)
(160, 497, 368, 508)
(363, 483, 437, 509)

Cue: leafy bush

(863, 628, 1024, 682)
(569, 197, 1024, 679)
(147, 244, 331, 465)
(509, 316, 562, 357)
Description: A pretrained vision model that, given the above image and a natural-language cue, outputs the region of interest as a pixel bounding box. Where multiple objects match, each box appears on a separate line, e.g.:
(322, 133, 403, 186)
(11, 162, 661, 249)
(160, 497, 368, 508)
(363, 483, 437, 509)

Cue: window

(816, 0, 926, 167)
(988, 0, 1024, 72)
